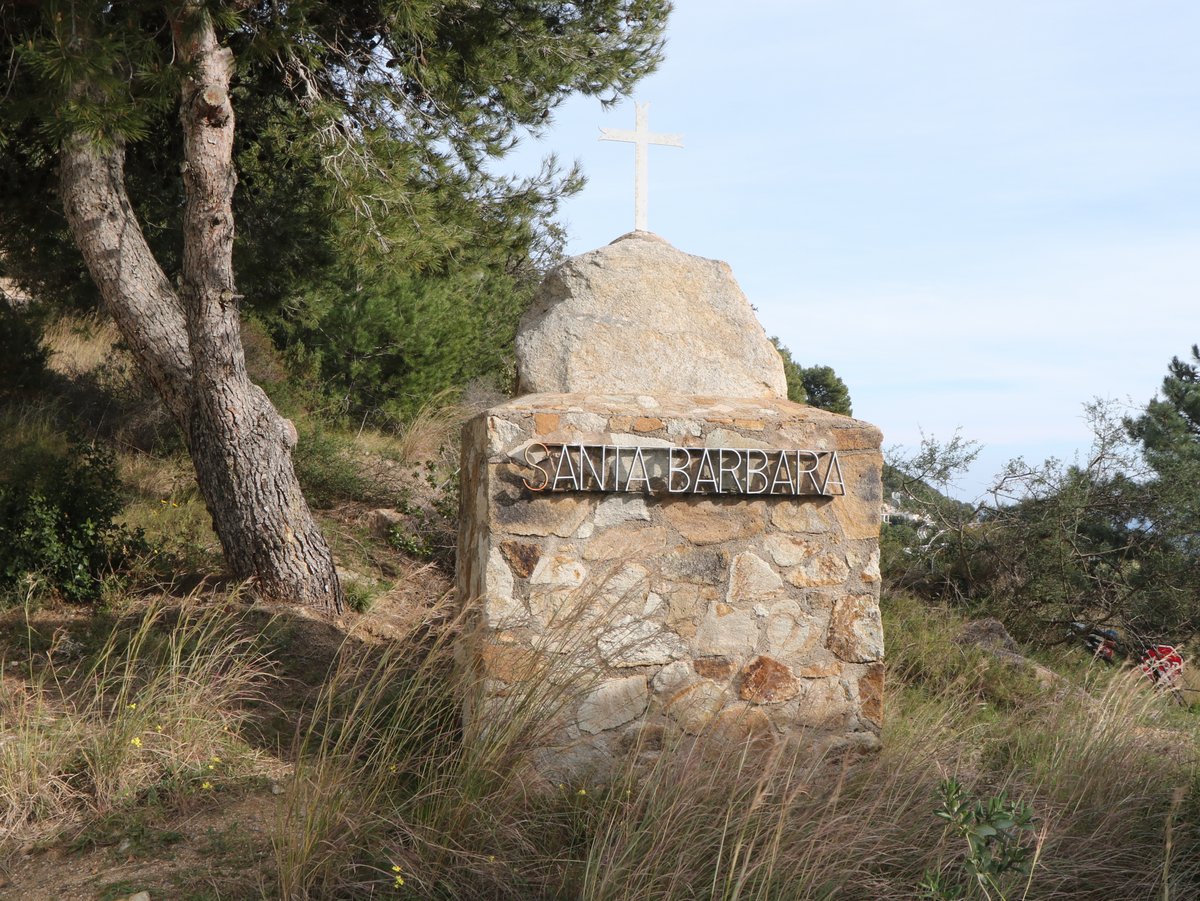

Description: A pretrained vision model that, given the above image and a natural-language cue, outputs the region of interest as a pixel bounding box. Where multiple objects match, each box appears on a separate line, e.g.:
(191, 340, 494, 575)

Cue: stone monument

(457, 231, 884, 777)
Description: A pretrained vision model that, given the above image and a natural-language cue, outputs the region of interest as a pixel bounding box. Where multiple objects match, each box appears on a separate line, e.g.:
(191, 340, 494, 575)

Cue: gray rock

(516, 232, 787, 398)
(576, 676, 649, 734)
(956, 618, 1020, 654)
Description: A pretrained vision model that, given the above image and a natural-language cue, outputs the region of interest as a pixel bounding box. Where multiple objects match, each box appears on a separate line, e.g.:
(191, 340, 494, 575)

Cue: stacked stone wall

(458, 393, 884, 777)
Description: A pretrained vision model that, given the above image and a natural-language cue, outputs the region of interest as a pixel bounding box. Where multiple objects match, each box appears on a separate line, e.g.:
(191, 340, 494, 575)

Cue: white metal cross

(599, 102, 683, 232)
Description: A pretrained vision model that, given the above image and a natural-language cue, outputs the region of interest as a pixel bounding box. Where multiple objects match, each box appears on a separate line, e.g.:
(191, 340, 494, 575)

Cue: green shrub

(291, 423, 368, 509)
(276, 268, 528, 421)
(0, 440, 147, 603)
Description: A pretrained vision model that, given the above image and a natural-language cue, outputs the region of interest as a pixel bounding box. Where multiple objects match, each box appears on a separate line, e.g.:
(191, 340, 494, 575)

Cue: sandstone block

(712, 703, 774, 744)
(487, 416, 523, 452)
(366, 507, 404, 538)
(593, 495, 651, 529)
(530, 554, 587, 588)
(765, 534, 817, 567)
(577, 676, 649, 734)
(859, 663, 885, 727)
(725, 552, 784, 602)
(662, 498, 766, 545)
(786, 552, 850, 588)
(791, 678, 851, 730)
(739, 656, 800, 703)
(693, 655, 736, 679)
(516, 232, 787, 398)
(764, 601, 822, 658)
(831, 455, 883, 541)
(598, 617, 681, 667)
(827, 594, 885, 662)
(770, 501, 833, 534)
(582, 524, 675, 561)
(695, 605, 758, 658)
(479, 641, 542, 684)
(500, 540, 540, 579)
(663, 680, 730, 734)
(797, 659, 842, 678)
(653, 660, 694, 695)
(494, 495, 590, 538)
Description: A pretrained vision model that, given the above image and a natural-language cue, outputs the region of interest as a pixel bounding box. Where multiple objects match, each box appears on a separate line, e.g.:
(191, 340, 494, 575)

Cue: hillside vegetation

(0, 316, 1197, 900)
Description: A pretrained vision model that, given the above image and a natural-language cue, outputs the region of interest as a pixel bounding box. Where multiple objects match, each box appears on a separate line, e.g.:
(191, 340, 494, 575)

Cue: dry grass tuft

(39, 312, 128, 380)
(0, 591, 278, 852)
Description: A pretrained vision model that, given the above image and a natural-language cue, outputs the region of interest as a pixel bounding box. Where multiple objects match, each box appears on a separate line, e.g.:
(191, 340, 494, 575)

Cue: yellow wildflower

(126, 702, 137, 710)
(201, 781, 213, 790)
(576, 788, 586, 796)
(130, 736, 142, 748)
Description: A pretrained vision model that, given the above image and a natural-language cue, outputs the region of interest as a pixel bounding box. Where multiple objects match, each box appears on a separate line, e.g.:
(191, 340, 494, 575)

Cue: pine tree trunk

(58, 9, 343, 613)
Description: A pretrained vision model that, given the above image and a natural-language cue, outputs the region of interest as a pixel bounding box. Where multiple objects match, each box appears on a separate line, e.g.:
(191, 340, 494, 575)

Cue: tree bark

(59, 8, 344, 613)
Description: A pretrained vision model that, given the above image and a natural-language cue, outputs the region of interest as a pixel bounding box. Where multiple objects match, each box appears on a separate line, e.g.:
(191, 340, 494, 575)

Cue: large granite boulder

(516, 231, 787, 398)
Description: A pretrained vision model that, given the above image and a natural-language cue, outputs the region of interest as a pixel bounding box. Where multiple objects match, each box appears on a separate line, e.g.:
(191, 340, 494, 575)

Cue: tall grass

(7, 580, 1189, 897)
(39, 312, 125, 379)
(272, 590, 612, 899)
(0, 591, 276, 851)
(267, 592, 1200, 899)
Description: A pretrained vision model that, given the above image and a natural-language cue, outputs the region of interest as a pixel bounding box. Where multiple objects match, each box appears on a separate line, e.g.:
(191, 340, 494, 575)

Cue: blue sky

(506, 1, 1200, 497)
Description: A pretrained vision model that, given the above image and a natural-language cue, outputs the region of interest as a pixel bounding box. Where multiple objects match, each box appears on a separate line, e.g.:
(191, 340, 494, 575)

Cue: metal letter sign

(521, 444, 845, 498)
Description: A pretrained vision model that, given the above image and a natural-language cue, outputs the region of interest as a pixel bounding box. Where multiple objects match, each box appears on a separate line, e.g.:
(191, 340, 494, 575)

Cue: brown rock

(367, 507, 404, 538)
(633, 416, 664, 431)
(739, 656, 800, 703)
(827, 594, 884, 663)
(664, 680, 729, 734)
(656, 547, 728, 584)
(770, 500, 833, 533)
(831, 454, 883, 541)
(859, 663, 884, 727)
(479, 641, 542, 684)
(663, 584, 717, 638)
(725, 551, 784, 602)
(712, 703, 774, 744)
(955, 618, 1019, 654)
(786, 552, 850, 588)
(582, 524, 675, 561)
(693, 655, 736, 679)
(534, 412, 561, 434)
(620, 722, 667, 752)
(833, 426, 883, 451)
(797, 659, 841, 678)
(662, 498, 766, 545)
(500, 540, 541, 579)
(494, 494, 591, 538)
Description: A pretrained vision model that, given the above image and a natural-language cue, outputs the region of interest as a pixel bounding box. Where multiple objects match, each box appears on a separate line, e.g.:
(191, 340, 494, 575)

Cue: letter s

(522, 442, 551, 491)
